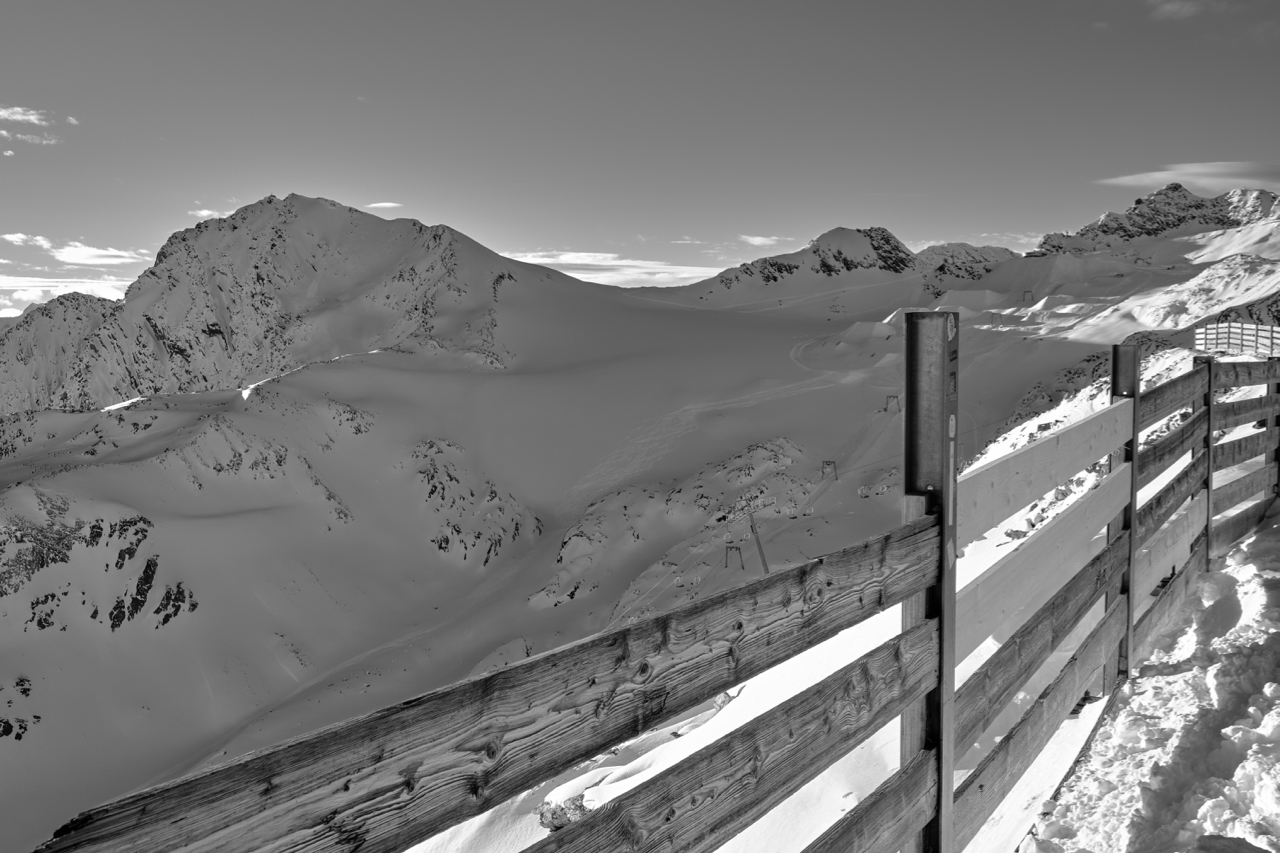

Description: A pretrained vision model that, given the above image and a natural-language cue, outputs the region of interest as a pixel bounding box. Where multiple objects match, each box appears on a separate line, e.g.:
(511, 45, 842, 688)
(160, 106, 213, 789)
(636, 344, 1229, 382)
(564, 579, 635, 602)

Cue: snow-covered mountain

(7, 185, 1280, 852)
(637, 226, 1016, 311)
(1038, 184, 1280, 254)
(0, 194, 591, 412)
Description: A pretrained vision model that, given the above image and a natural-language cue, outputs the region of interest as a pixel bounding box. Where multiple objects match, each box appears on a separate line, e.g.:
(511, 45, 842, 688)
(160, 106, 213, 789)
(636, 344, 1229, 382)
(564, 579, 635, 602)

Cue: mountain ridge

(1038, 183, 1280, 254)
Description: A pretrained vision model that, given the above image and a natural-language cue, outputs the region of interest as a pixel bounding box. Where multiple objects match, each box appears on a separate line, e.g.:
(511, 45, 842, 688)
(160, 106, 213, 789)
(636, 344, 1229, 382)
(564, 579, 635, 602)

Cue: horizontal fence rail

(37, 517, 943, 853)
(37, 336, 1280, 853)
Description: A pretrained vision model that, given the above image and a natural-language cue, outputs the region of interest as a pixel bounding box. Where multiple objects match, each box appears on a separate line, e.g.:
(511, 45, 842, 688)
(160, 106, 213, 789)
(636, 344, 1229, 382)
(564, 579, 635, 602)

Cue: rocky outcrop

(154, 415, 352, 521)
(400, 439, 541, 569)
(0, 491, 193, 634)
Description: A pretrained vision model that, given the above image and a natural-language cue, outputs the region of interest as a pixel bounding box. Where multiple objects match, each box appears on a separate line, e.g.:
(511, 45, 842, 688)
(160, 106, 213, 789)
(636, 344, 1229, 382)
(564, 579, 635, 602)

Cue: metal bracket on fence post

(1196, 356, 1215, 568)
(1111, 344, 1140, 683)
(903, 311, 958, 853)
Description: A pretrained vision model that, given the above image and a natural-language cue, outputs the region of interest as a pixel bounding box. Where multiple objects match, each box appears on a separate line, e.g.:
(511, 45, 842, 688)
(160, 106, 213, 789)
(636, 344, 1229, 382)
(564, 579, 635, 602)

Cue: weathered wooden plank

(955, 531, 1128, 755)
(956, 399, 1133, 549)
(1214, 428, 1276, 473)
(38, 517, 942, 853)
(1134, 532, 1208, 664)
(1133, 491, 1206, 610)
(1213, 360, 1280, 389)
(1211, 498, 1275, 558)
(1214, 464, 1279, 514)
(1136, 407, 1207, 490)
(1136, 452, 1208, 546)
(1138, 365, 1207, 431)
(800, 748, 938, 853)
(1215, 395, 1280, 432)
(955, 463, 1129, 663)
(953, 598, 1128, 849)
(525, 621, 940, 853)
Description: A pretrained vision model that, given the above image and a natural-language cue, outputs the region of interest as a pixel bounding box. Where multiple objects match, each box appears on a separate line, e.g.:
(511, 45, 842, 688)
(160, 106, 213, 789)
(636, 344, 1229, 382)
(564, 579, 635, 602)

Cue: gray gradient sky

(2, 0, 1279, 312)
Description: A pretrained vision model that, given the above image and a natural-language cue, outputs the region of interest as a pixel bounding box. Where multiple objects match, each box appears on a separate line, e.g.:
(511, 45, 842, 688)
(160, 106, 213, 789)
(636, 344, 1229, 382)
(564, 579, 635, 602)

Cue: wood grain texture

(38, 518, 942, 853)
(1134, 532, 1207, 663)
(1136, 452, 1208, 546)
(1214, 464, 1279, 514)
(955, 531, 1127, 756)
(800, 748, 938, 853)
(953, 598, 1128, 849)
(1215, 396, 1280, 432)
(1211, 498, 1276, 558)
(1134, 491, 1206, 615)
(1213, 360, 1280, 389)
(954, 463, 1129, 663)
(956, 399, 1133, 549)
(1213, 429, 1276, 472)
(1139, 366, 1208, 431)
(1136, 408, 1207, 490)
(525, 620, 940, 853)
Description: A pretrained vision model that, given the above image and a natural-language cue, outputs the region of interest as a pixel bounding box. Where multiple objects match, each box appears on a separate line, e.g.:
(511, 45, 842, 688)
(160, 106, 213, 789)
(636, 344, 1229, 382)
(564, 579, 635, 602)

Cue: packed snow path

(1029, 505, 1280, 853)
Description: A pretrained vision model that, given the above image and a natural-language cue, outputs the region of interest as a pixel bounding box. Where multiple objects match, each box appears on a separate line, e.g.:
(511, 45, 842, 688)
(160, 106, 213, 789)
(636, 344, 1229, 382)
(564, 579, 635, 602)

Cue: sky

(2, 0, 1279, 314)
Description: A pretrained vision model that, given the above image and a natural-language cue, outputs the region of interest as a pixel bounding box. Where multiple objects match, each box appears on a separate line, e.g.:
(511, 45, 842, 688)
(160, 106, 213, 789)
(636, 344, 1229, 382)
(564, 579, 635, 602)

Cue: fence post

(1195, 355, 1215, 569)
(1271, 357, 1280, 512)
(1110, 344, 1140, 684)
(902, 311, 958, 853)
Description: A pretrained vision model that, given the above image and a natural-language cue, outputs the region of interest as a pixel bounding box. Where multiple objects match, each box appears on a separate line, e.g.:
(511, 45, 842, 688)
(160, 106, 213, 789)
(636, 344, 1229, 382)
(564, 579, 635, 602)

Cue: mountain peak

(803, 226, 915, 274)
(0, 193, 531, 412)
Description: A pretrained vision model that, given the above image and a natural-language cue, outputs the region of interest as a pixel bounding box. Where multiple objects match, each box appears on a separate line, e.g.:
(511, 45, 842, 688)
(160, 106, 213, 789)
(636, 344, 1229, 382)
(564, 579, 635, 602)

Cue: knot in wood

(803, 581, 826, 609)
(633, 659, 653, 683)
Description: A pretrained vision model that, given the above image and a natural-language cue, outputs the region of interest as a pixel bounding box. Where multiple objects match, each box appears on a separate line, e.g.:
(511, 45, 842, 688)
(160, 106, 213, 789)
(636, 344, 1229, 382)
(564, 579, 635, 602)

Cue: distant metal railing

(1196, 322, 1280, 356)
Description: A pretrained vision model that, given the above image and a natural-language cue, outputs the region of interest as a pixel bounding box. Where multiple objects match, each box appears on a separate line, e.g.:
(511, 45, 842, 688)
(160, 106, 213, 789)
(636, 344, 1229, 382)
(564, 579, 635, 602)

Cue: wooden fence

(35, 318, 1280, 853)
(1196, 322, 1280, 356)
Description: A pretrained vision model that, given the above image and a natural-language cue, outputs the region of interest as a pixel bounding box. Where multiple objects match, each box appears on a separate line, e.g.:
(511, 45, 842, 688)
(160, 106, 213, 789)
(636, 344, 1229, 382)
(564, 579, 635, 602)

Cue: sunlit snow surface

(1026, 505, 1280, 853)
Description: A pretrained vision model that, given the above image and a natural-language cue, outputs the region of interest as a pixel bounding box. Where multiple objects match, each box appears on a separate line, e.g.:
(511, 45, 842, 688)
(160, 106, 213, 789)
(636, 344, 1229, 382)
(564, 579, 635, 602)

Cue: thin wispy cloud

(66, 117, 79, 125)
(2, 151, 13, 158)
(905, 231, 1043, 253)
(365, 202, 403, 209)
(1145, 0, 1231, 19)
(8, 287, 47, 303)
(2, 233, 54, 250)
(671, 236, 704, 245)
(502, 250, 722, 288)
(738, 235, 791, 248)
(52, 242, 150, 266)
(0, 275, 130, 315)
(975, 231, 1045, 250)
(4, 233, 150, 267)
(0, 129, 61, 146)
(1098, 161, 1280, 194)
(0, 105, 50, 125)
